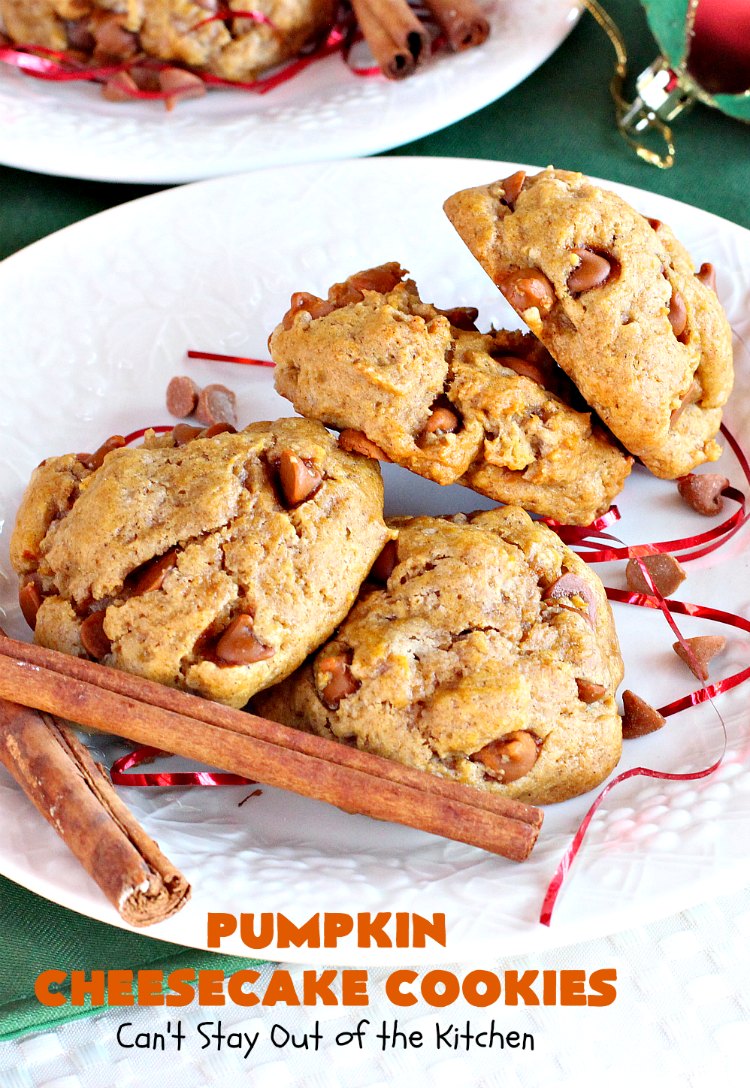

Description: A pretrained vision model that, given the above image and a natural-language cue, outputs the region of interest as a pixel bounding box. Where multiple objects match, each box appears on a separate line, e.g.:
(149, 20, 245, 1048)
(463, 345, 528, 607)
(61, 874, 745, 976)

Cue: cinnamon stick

(351, 0, 428, 79)
(0, 698, 190, 926)
(423, 0, 490, 51)
(0, 634, 542, 861)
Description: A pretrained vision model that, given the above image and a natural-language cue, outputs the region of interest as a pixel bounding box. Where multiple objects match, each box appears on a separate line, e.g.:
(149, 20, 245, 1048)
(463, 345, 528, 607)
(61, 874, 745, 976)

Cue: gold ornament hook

(581, 0, 683, 169)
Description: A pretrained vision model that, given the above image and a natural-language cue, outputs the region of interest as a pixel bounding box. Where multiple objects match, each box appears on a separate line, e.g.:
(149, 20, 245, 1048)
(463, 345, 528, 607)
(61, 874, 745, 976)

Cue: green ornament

(585, 0, 750, 168)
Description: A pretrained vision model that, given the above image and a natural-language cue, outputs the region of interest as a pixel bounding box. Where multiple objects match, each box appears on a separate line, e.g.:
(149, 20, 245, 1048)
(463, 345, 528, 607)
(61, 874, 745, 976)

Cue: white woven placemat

(1, 888, 749, 1088)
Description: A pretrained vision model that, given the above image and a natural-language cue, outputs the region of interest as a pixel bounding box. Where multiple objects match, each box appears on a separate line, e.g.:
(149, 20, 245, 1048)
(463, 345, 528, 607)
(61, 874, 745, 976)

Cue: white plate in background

(0, 1, 579, 183)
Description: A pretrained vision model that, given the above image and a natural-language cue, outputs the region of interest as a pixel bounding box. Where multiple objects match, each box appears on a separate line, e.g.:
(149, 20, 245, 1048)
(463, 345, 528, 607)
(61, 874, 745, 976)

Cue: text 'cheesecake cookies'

(255, 507, 624, 805)
(11, 418, 393, 708)
(270, 263, 631, 525)
(444, 167, 734, 479)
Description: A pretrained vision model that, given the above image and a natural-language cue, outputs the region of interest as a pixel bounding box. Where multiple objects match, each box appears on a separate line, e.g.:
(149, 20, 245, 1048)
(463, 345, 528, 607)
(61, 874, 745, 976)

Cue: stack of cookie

(10, 169, 733, 808)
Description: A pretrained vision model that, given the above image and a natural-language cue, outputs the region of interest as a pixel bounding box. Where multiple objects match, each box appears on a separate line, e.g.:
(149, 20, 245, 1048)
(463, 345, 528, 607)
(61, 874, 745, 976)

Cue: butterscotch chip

(621, 691, 666, 738)
(444, 167, 734, 479)
(626, 554, 686, 597)
(677, 473, 729, 515)
(10, 419, 392, 708)
(256, 507, 624, 805)
(271, 266, 631, 526)
(672, 635, 726, 681)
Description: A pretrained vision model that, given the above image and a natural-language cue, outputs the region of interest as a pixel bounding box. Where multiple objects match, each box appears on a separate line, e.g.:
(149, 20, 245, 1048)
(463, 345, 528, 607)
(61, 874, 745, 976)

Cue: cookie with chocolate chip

(270, 264, 632, 525)
(254, 507, 624, 804)
(444, 167, 734, 479)
(10, 418, 392, 708)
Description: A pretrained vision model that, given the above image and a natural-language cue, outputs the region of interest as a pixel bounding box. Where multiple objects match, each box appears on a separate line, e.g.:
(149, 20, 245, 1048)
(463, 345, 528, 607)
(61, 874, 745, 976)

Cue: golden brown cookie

(443, 167, 734, 479)
(255, 507, 624, 805)
(270, 264, 631, 525)
(11, 418, 392, 708)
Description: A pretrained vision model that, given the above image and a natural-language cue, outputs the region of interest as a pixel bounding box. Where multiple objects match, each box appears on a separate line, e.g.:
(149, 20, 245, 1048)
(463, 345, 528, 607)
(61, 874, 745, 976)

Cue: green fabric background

(0, 0, 747, 1041)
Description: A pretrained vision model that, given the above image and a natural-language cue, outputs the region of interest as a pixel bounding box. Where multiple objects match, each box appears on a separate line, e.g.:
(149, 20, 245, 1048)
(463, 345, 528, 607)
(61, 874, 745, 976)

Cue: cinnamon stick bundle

(0, 633, 542, 862)
(351, 0, 429, 79)
(0, 697, 190, 926)
(423, 0, 490, 51)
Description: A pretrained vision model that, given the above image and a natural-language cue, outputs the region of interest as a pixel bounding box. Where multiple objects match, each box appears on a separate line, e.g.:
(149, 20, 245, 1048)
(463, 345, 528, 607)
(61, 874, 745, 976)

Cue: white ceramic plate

(0, 0, 580, 184)
(1, 157, 749, 966)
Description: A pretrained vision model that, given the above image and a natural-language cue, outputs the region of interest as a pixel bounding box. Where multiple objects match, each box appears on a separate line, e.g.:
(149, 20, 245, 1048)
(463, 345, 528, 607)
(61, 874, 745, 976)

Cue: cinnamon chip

(159, 68, 207, 110)
(672, 635, 726, 682)
(195, 384, 237, 428)
(496, 268, 555, 316)
(318, 652, 360, 710)
(498, 170, 526, 211)
(419, 404, 460, 439)
(625, 554, 686, 597)
(129, 550, 178, 596)
(435, 305, 479, 331)
(575, 679, 607, 703)
(77, 435, 126, 471)
(277, 448, 322, 506)
(494, 354, 546, 387)
(18, 581, 43, 631)
(543, 573, 597, 625)
(621, 691, 666, 738)
(567, 248, 616, 294)
(471, 730, 540, 783)
(338, 430, 390, 461)
(695, 262, 717, 292)
(370, 539, 399, 583)
(668, 286, 688, 341)
(166, 376, 200, 419)
(172, 423, 204, 446)
(200, 422, 237, 439)
(102, 71, 139, 102)
(215, 615, 274, 666)
(670, 380, 702, 425)
(677, 473, 729, 516)
(80, 612, 112, 660)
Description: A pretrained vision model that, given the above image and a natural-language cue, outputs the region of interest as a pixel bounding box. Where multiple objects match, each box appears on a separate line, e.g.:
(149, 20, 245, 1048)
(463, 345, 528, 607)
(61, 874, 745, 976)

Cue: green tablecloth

(0, 0, 747, 1040)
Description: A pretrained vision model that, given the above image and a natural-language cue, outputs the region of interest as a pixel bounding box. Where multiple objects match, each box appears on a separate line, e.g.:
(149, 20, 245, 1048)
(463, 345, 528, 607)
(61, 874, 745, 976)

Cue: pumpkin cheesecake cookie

(255, 507, 624, 805)
(0, 0, 336, 84)
(11, 418, 392, 708)
(443, 167, 734, 479)
(270, 263, 631, 525)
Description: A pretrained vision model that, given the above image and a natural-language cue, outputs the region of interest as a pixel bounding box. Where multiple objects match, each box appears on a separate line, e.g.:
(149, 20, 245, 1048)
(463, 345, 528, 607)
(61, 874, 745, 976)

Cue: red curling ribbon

(187, 350, 275, 368)
(539, 534, 750, 924)
(111, 745, 254, 787)
(538, 749, 725, 926)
